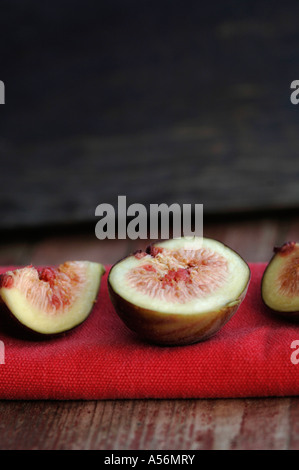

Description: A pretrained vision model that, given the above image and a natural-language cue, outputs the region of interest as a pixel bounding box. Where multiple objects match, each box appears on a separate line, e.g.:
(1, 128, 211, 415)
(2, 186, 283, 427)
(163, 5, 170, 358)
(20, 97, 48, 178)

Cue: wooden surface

(0, 212, 299, 450)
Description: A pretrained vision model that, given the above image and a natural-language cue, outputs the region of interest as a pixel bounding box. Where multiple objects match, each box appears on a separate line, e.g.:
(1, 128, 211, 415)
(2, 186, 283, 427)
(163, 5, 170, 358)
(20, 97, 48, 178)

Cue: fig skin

(264, 309, 299, 322)
(108, 239, 251, 346)
(0, 301, 76, 341)
(261, 242, 299, 321)
(108, 281, 249, 346)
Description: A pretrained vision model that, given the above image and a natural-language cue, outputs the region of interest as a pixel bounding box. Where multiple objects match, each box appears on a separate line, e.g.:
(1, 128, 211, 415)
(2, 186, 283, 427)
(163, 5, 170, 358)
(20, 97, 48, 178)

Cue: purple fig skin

(108, 271, 250, 347)
(0, 301, 95, 341)
(265, 309, 299, 322)
(261, 242, 299, 321)
(0, 302, 55, 341)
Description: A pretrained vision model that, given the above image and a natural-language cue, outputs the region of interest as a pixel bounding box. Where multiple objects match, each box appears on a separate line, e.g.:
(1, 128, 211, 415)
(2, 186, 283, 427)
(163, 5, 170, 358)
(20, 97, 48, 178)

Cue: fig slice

(0, 261, 105, 335)
(262, 242, 299, 319)
(108, 237, 250, 346)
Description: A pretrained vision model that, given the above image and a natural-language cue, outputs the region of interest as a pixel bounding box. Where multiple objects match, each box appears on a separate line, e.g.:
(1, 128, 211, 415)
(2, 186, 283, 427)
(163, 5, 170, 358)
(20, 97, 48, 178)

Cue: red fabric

(1, 263, 299, 400)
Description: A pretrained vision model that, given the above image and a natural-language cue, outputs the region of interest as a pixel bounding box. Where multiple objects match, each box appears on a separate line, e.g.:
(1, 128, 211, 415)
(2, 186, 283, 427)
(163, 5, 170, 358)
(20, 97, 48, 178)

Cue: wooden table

(0, 212, 298, 450)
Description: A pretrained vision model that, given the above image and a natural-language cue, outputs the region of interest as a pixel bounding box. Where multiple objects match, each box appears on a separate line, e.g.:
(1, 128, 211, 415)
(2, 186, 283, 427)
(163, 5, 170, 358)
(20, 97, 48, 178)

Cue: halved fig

(108, 237, 250, 346)
(262, 242, 299, 319)
(0, 261, 105, 335)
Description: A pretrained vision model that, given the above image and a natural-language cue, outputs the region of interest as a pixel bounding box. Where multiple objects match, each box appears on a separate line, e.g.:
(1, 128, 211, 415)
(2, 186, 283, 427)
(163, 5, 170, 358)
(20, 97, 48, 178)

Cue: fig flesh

(0, 261, 105, 335)
(108, 237, 250, 345)
(262, 242, 299, 319)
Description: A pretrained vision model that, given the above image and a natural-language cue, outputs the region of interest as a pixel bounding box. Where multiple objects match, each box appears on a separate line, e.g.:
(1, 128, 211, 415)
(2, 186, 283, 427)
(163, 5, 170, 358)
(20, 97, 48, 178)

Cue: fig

(262, 242, 299, 319)
(108, 237, 250, 346)
(0, 261, 105, 335)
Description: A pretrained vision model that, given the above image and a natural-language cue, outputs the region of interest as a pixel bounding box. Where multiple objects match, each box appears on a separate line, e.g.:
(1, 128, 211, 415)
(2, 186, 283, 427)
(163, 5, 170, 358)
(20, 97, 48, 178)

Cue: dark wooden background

(1, 0, 299, 230)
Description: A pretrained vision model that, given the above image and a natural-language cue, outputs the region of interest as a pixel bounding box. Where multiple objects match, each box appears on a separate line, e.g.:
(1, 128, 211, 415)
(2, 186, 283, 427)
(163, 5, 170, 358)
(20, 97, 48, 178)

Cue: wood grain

(0, 398, 297, 450)
(1, 1, 299, 229)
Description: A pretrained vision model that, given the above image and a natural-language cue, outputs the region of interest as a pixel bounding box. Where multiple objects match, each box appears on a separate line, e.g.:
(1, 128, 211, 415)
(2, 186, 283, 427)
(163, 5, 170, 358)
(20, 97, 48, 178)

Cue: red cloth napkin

(0, 263, 299, 400)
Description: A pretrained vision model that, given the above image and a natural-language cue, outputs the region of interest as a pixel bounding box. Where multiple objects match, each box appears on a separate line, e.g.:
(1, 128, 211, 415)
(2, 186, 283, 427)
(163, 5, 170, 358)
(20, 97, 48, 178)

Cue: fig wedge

(262, 242, 299, 319)
(0, 261, 105, 335)
(108, 237, 250, 346)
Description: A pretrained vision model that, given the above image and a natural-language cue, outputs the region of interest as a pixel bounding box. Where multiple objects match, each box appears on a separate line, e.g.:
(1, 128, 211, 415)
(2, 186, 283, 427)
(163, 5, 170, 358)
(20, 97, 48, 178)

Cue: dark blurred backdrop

(0, 0, 299, 230)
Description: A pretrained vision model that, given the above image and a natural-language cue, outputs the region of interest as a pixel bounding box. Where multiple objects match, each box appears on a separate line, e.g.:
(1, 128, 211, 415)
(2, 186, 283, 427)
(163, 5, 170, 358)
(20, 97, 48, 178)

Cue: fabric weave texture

(0, 263, 298, 400)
